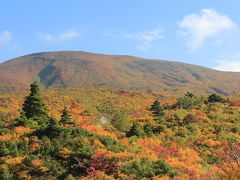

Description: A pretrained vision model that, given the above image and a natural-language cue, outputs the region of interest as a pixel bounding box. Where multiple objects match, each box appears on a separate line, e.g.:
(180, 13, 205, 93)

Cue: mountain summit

(1, 51, 240, 94)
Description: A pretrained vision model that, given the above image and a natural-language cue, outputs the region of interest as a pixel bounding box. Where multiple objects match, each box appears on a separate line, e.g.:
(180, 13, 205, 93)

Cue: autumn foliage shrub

(0, 82, 239, 179)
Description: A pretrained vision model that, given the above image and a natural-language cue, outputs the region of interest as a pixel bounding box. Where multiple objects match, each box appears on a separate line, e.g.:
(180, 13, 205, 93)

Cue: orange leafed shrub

(166, 148, 204, 178)
(137, 137, 162, 149)
(119, 138, 129, 147)
(5, 156, 24, 166)
(32, 159, 42, 167)
(80, 123, 117, 139)
(0, 133, 12, 141)
(194, 110, 208, 119)
(94, 149, 111, 158)
(179, 148, 202, 163)
(93, 139, 104, 147)
(136, 149, 159, 161)
(81, 137, 91, 145)
(83, 171, 114, 180)
(30, 142, 41, 151)
(153, 176, 170, 180)
(38, 166, 49, 173)
(107, 151, 134, 160)
(14, 126, 34, 136)
(204, 139, 222, 147)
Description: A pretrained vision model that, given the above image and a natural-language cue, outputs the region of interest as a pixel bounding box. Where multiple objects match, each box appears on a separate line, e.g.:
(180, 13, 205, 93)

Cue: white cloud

(106, 28, 164, 51)
(39, 30, 80, 42)
(0, 31, 12, 46)
(179, 9, 236, 50)
(214, 55, 240, 72)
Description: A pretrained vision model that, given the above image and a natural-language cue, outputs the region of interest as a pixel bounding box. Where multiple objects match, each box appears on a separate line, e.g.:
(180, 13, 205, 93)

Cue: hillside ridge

(1, 51, 240, 95)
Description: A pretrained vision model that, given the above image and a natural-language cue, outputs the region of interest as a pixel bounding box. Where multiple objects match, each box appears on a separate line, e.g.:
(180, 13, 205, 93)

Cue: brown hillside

(1, 51, 240, 95)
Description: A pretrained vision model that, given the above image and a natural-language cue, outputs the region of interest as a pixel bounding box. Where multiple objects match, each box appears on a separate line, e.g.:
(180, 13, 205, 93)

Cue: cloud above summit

(0, 31, 12, 46)
(179, 9, 236, 50)
(105, 28, 164, 51)
(38, 30, 80, 43)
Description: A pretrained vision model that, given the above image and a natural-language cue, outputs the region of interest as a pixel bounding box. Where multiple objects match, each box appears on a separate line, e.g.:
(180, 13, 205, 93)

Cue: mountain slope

(1, 51, 240, 95)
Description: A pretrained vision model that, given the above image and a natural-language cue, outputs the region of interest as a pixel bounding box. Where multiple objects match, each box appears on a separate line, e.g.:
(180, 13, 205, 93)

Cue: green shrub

(126, 123, 145, 138)
(175, 93, 203, 109)
(0, 142, 10, 157)
(0, 164, 12, 180)
(111, 111, 130, 132)
(98, 136, 125, 152)
(154, 159, 176, 177)
(123, 158, 175, 178)
(123, 158, 155, 178)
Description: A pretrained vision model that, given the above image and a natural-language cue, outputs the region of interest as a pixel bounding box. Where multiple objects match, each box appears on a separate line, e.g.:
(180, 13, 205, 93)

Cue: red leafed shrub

(86, 151, 118, 176)
(214, 141, 240, 177)
(215, 143, 240, 164)
(230, 100, 240, 107)
(153, 145, 179, 158)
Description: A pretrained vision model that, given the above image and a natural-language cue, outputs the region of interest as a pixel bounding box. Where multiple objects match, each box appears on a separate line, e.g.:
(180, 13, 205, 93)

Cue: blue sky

(1, 1, 240, 71)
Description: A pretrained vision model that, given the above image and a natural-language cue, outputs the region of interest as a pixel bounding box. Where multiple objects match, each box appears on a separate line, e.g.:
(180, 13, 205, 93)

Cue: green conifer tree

(150, 101, 165, 122)
(46, 117, 62, 138)
(59, 107, 73, 125)
(22, 81, 48, 119)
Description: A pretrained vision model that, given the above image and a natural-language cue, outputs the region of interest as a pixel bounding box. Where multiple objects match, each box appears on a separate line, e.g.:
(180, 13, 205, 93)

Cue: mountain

(1, 51, 240, 95)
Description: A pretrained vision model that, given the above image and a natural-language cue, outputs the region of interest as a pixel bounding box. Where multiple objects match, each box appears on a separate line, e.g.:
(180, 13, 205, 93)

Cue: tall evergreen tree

(22, 81, 48, 119)
(45, 117, 62, 138)
(150, 101, 165, 121)
(59, 107, 73, 125)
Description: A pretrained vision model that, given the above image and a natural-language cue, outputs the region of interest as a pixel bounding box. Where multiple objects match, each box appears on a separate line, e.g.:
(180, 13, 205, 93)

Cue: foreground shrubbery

(0, 82, 239, 179)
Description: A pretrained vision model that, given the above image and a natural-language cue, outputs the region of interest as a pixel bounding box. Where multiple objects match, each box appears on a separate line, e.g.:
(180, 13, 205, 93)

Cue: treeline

(125, 91, 227, 138)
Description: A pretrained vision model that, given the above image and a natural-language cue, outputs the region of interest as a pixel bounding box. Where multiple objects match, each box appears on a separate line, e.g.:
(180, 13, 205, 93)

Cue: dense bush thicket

(0, 83, 239, 179)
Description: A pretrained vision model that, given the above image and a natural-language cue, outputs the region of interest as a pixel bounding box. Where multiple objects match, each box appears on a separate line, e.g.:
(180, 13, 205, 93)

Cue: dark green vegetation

(60, 107, 74, 125)
(1, 51, 240, 95)
(22, 81, 48, 119)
